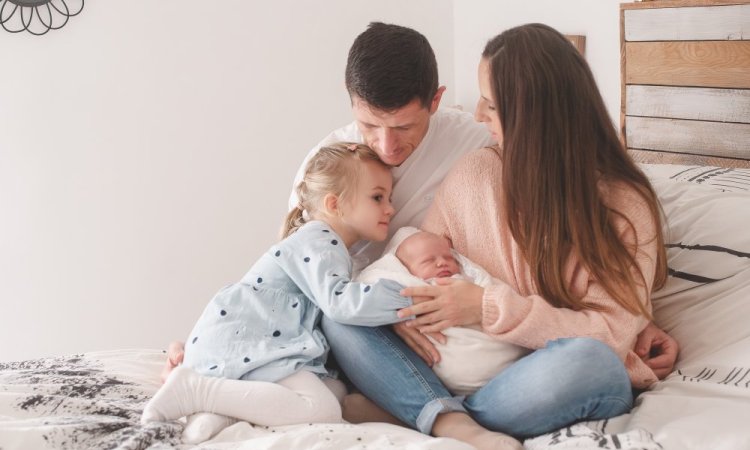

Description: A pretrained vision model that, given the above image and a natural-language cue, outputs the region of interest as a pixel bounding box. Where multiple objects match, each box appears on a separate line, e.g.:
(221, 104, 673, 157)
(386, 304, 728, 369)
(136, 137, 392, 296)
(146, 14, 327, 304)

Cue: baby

(357, 227, 530, 396)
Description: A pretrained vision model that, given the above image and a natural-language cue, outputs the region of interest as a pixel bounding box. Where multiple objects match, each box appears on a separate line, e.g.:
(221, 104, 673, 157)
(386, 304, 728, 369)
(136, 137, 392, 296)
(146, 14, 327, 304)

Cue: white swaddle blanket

(355, 227, 530, 396)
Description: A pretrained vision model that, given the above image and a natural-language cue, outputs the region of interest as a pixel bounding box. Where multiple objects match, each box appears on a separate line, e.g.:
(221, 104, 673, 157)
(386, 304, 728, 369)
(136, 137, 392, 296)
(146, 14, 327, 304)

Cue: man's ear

(429, 86, 447, 114)
(323, 193, 340, 216)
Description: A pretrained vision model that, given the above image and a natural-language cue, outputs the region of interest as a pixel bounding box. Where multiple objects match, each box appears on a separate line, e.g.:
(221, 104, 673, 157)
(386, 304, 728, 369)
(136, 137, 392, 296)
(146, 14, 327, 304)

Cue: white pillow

(650, 178, 750, 298)
(647, 174, 750, 369)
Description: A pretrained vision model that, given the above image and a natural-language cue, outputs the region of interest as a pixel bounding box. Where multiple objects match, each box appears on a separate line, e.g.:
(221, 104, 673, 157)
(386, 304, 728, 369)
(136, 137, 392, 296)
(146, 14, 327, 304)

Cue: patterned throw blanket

(0, 350, 667, 450)
(0, 350, 181, 449)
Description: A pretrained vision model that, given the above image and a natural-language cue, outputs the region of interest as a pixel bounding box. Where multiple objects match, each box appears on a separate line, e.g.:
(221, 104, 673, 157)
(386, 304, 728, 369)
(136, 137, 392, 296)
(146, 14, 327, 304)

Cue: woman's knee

(553, 338, 631, 390)
(543, 337, 631, 401)
(465, 337, 632, 437)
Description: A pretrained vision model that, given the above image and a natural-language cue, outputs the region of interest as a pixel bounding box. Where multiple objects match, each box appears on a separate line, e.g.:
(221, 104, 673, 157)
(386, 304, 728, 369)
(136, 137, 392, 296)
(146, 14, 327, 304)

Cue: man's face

(351, 94, 439, 167)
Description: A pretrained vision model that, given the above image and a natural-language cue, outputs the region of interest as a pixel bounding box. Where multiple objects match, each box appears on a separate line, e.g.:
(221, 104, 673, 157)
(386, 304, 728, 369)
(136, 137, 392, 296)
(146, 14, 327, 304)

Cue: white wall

(1, 1, 625, 362)
(0, 0, 453, 361)
(453, 0, 623, 124)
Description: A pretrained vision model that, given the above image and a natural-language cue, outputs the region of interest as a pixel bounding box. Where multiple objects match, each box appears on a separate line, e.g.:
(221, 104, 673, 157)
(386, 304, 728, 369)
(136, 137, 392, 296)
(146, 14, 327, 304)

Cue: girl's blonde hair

(282, 142, 386, 238)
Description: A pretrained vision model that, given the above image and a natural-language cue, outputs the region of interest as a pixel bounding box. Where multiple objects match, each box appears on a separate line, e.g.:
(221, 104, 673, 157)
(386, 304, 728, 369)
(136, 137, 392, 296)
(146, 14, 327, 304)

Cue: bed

(2, 1, 749, 449)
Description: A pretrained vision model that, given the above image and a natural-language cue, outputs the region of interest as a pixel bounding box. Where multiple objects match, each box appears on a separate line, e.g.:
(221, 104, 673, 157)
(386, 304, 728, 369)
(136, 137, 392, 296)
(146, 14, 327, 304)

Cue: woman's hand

(392, 322, 445, 367)
(635, 322, 679, 379)
(398, 278, 484, 334)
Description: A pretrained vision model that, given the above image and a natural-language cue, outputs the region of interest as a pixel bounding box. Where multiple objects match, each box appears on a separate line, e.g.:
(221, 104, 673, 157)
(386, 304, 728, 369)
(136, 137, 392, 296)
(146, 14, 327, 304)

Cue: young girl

(141, 142, 410, 433)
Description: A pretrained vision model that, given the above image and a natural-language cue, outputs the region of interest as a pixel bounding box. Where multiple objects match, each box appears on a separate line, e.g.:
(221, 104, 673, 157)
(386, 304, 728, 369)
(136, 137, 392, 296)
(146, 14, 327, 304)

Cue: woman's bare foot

(341, 393, 407, 427)
(432, 412, 522, 450)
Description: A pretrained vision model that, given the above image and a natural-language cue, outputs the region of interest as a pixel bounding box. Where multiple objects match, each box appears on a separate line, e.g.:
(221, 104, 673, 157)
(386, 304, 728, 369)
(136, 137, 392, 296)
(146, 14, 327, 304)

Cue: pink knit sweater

(421, 147, 659, 388)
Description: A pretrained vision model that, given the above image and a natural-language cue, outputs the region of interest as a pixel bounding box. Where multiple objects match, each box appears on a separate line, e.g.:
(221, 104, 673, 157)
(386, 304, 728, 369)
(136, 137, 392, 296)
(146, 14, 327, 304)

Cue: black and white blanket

(0, 350, 182, 449)
(0, 349, 667, 450)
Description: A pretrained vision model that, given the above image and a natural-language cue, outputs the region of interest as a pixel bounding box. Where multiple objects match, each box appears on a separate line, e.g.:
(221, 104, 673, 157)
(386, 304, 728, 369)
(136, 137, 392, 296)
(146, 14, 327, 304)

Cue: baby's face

(396, 232, 460, 279)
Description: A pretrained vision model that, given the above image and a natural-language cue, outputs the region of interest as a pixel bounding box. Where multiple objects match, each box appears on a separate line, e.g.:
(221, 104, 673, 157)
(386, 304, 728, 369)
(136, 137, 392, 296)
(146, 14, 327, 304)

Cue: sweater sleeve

(481, 186, 658, 363)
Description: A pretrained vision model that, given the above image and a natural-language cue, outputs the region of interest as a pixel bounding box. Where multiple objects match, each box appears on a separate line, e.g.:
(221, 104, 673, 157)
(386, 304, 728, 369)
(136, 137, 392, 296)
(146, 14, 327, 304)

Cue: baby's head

(396, 231, 460, 279)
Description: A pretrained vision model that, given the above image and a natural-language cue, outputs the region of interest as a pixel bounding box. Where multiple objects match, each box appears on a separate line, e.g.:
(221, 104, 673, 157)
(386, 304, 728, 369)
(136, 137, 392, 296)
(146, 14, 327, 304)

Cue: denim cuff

(415, 395, 467, 434)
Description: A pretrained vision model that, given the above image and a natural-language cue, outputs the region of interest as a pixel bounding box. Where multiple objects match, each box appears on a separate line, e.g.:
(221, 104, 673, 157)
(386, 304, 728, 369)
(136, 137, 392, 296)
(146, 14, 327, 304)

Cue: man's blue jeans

(322, 317, 633, 439)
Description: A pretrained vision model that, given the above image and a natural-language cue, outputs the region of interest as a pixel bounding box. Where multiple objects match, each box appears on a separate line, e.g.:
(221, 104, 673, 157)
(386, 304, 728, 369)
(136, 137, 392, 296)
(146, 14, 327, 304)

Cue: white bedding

(1, 164, 749, 449)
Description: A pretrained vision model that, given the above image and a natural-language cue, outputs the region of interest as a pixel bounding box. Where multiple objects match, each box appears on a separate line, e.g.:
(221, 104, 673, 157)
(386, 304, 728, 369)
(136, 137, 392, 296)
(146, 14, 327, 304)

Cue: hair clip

(346, 143, 358, 152)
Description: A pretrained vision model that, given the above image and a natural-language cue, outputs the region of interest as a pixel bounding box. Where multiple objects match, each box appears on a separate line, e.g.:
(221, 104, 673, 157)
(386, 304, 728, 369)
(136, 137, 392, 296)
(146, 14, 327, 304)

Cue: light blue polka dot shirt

(183, 221, 411, 382)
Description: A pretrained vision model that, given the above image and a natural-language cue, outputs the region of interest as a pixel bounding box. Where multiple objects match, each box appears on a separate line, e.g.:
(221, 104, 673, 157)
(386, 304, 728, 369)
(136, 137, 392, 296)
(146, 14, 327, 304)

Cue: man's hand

(161, 341, 185, 383)
(392, 322, 445, 367)
(636, 322, 679, 379)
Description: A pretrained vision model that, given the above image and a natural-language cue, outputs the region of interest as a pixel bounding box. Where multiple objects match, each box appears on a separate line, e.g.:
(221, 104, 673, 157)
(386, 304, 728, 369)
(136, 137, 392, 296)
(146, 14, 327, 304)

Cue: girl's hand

(398, 278, 484, 333)
(392, 322, 445, 367)
(161, 341, 185, 384)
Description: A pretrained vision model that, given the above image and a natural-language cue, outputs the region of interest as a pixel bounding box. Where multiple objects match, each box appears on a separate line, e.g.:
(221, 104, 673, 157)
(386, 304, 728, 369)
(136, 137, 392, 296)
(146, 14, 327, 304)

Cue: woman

(326, 23, 668, 440)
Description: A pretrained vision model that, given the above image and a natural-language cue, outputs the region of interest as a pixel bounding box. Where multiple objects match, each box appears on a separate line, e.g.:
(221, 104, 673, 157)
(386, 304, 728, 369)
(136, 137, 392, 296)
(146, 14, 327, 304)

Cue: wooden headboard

(620, 0, 750, 168)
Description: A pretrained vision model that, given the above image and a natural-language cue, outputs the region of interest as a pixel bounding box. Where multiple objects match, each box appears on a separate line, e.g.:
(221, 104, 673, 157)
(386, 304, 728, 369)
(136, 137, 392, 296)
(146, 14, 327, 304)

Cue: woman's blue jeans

(322, 317, 633, 439)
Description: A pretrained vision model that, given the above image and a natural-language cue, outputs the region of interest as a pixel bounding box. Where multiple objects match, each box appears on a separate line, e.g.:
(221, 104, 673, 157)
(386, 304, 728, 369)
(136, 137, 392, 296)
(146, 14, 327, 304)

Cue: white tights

(141, 366, 343, 441)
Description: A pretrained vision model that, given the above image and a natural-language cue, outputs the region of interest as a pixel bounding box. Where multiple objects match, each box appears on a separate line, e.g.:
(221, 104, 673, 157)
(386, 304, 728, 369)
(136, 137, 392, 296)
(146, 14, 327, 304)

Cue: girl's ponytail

(282, 206, 306, 238)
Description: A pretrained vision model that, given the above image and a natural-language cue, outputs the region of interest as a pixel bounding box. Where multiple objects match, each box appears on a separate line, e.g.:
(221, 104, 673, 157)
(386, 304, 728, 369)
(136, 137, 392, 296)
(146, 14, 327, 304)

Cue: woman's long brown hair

(482, 24, 666, 317)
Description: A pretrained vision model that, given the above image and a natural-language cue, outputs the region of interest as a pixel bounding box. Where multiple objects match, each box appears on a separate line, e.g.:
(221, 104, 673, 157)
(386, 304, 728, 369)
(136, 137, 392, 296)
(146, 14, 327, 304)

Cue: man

(166, 22, 678, 448)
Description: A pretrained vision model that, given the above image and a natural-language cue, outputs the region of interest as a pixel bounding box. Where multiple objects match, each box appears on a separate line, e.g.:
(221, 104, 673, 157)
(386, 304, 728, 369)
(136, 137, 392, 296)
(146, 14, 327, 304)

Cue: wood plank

(625, 116, 750, 159)
(625, 41, 750, 89)
(625, 4, 750, 42)
(628, 148, 750, 169)
(622, 0, 750, 11)
(626, 85, 750, 123)
(564, 35, 586, 56)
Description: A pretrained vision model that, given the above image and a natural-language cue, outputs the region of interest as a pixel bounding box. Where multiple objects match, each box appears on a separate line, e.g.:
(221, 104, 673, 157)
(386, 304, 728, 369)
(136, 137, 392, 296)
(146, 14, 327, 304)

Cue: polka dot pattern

(187, 223, 362, 383)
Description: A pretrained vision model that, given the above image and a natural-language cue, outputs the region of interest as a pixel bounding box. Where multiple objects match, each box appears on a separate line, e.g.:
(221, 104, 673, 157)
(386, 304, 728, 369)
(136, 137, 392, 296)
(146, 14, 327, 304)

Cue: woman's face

(475, 58, 503, 146)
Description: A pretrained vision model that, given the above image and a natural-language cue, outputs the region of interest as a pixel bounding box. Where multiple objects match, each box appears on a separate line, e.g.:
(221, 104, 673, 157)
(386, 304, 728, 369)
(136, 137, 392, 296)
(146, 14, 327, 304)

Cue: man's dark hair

(345, 22, 438, 111)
